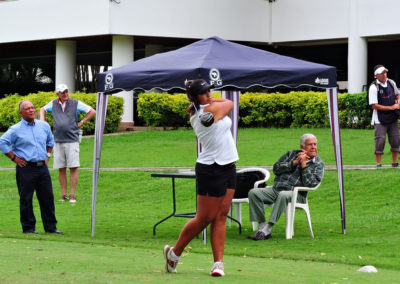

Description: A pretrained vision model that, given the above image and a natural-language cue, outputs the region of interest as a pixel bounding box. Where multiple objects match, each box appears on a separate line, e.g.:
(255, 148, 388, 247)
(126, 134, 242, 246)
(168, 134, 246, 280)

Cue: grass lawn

(1, 237, 398, 283)
(89, 128, 380, 167)
(0, 128, 381, 168)
(0, 168, 399, 283)
(0, 128, 399, 283)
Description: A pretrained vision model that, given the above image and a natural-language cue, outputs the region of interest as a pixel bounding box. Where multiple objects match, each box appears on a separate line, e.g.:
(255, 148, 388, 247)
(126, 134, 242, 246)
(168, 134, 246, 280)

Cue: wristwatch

(46, 152, 51, 158)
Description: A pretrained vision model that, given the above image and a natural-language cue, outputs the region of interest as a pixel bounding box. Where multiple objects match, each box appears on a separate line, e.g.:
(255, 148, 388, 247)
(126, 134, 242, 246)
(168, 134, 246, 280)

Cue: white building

(1, 0, 400, 125)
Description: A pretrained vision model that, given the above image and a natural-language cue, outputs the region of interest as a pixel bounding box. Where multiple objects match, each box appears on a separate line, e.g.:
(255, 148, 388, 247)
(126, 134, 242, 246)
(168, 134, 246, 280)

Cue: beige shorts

(53, 142, 80, 169)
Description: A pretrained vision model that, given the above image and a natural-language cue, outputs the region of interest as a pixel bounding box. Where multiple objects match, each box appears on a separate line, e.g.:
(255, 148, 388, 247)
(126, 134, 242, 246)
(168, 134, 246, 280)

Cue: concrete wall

(108, 0, 271, 42)
(0, 0, 110, 43)
(271, 0, 349, 42)
(0, 0, 270, 44)
(358, 0, 400, 37)
(2, 0, 400, 44)
(271, 0, 400, 43)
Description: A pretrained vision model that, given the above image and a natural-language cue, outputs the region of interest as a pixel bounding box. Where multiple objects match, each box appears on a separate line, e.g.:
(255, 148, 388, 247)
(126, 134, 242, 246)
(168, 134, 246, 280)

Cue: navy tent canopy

(93, 37, 344, 237)
(97, 36, 336, 93)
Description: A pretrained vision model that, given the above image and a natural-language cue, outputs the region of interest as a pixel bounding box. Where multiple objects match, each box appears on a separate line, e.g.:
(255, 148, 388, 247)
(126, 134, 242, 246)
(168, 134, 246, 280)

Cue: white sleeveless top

(190, 104, 239, 165)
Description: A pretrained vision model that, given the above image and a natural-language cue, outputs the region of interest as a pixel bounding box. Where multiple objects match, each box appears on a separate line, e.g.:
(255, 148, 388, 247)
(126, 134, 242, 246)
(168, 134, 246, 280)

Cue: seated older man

(247, 133, 324, 240)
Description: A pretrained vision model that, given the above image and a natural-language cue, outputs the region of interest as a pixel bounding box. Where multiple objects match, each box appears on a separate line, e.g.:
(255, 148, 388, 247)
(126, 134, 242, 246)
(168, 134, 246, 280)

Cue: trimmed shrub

(135, 91, 373, 129)
(137, 93, 191, 127)
(0, 94, 20, 130)
(239, 91, 330, 128)
(339, 92, 371, 129)
(239, 92, 292, 127)
(0, 92, 123, 133)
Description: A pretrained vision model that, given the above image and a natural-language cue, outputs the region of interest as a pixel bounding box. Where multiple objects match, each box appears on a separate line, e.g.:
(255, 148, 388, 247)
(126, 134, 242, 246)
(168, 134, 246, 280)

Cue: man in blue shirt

(0, 100, 62, 234)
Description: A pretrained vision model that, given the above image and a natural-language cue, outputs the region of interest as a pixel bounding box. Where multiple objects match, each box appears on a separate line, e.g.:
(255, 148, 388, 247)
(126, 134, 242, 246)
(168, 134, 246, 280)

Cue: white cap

(374, 66, 388, 76)
(56, 84, 68, 93)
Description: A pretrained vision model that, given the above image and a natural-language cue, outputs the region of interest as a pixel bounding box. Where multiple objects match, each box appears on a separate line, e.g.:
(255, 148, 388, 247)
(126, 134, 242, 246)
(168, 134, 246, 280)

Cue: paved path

(0, 165, 390, 172)
(81, 165, 395, 171)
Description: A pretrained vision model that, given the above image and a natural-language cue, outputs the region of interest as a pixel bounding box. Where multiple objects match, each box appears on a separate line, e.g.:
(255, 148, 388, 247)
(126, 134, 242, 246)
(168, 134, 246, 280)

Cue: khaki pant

(374, 122, 400, 155)
(53, 142, 80, 169)
(248, 186, 306, 225)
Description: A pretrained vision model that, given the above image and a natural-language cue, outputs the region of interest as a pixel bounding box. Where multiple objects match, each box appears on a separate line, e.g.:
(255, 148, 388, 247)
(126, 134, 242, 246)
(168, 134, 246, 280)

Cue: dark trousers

(16, 164, 57, 232)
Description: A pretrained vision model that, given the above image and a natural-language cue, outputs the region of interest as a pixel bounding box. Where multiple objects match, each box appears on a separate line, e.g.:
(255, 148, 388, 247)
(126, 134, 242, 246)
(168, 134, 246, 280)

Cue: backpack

(367, 79, 400, 124)
(366, 79, 397, 115)
(234, 171, 267, 199)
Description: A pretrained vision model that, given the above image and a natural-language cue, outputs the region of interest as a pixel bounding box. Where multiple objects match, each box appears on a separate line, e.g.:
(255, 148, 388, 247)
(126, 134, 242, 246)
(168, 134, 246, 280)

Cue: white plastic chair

(252, 182, 321, 239)
(286, 183, 321, 239)
(229, 167, 270, 228)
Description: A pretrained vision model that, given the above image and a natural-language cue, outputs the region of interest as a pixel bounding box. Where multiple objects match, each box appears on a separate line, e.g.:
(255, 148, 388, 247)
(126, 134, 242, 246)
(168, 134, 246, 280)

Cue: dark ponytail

(185, 79, 198, 116)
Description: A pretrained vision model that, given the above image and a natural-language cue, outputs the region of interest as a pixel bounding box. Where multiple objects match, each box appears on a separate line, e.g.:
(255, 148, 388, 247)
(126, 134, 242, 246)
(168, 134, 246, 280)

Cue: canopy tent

(93, 36, 345, 236)
(97, 37, 336, 93)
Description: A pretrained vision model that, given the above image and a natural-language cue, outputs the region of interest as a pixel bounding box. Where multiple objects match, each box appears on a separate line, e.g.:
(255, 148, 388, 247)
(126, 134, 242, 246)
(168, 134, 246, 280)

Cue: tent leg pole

(326, 87, 346, 234)
(91, 92, 109, 237)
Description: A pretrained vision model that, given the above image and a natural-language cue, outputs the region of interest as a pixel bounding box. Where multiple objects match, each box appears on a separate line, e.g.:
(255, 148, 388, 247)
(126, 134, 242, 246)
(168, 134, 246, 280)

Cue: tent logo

(209, 68, 222, 86)
(315, 77, 329, 85)
(105, 73, 114, 90)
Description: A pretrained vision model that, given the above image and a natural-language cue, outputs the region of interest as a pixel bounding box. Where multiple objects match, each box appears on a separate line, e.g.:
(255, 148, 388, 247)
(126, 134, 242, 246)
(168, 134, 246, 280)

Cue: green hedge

(239, 91, 332, 128)
(0, 92, 124, 133)
(137, 93, 192, 127)
(338, 92, 371, 128)
(137, 91, 372, 129)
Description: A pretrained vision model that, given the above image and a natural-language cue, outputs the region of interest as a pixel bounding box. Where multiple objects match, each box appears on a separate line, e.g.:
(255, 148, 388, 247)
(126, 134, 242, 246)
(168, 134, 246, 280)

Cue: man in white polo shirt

(40, 84, 96, 202)
(368, 65, 400, 168)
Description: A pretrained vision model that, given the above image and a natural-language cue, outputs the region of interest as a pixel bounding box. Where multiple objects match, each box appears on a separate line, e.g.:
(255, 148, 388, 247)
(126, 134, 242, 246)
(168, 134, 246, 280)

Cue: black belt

(26, 161, 45, 167)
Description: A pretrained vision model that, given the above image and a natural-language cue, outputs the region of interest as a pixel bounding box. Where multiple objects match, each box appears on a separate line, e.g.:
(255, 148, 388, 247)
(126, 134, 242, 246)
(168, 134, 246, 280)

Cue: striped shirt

(272, 150, 324, 197)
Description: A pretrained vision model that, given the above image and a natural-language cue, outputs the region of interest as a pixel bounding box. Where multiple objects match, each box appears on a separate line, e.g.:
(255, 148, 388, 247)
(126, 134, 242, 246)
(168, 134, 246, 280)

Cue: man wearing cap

(368, 65, 400, 168)
(0, 100, 62, 234)
(40, 84, 96, 202)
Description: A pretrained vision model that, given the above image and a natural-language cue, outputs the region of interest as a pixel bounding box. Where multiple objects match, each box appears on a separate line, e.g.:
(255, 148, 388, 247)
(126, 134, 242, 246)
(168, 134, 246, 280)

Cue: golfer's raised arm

(204, 99, 233, 123)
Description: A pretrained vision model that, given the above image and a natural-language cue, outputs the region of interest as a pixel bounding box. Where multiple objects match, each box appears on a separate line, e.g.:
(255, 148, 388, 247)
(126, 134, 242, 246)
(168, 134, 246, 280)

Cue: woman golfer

(163, 78, 239, 277)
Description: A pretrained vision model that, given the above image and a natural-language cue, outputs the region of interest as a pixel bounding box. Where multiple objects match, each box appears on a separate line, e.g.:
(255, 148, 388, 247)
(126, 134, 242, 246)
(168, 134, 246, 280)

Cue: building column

(145, 44, 164, 57)
(56, 40, 76, 92)
(347, 0, 367, 93)
(112, 35, 134, 125)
